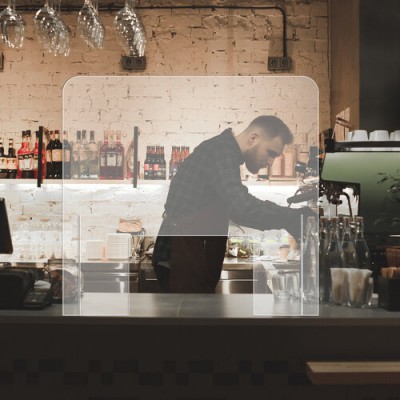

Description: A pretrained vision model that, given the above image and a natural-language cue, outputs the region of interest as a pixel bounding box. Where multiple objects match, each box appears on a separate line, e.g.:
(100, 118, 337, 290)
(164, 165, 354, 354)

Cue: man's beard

(244, 147, 260, 174)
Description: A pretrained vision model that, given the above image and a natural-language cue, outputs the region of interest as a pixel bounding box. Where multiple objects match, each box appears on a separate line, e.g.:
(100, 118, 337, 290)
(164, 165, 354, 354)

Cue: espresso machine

(319, 129, 400, 273)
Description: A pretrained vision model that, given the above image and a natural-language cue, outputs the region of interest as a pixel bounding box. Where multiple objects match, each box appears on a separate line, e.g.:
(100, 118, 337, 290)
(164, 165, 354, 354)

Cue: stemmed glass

(0, 0, 26, 49)
(77, 0, 105, 49)
(33, 0, 71, 56)
(114, 0, 146, 56)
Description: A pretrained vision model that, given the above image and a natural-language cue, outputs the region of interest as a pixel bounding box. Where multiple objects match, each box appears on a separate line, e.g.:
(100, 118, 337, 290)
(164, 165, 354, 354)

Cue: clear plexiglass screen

(62, 76, 319, 317)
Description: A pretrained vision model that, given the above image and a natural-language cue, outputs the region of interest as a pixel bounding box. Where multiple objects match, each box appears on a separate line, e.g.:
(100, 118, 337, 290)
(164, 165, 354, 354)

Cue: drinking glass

(114, 0, 146, 56)
(77, 0, 105, 49)
(0, 0, 26, 49)
(33, 0, 70, 56)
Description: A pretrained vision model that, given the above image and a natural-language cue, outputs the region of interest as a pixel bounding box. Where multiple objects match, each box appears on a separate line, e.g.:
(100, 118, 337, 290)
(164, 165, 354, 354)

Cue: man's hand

(286, 207, 318, 243)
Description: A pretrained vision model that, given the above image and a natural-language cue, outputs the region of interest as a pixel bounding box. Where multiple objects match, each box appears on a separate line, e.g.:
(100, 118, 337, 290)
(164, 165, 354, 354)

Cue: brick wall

(0, 0, 329, 138)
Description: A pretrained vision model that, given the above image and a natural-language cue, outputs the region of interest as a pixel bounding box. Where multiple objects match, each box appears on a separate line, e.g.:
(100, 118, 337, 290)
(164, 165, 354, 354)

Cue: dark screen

(0, 198, 13, 254)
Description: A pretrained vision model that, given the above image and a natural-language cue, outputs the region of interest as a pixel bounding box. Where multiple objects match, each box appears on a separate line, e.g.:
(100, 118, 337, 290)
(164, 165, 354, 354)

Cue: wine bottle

(62, 131, 72, 179)
(33, 131, 46, 180)
(115, 131, 124, 180)
(51, 130, 63, 179)
(17, 130, 34, 179)
(106, 131, 116, 179)
(46, 131, 55, 179)
(99, 131, 108, 180)
(80, 130, 89, 179)
(0, 137, 8, 179)
(153, 145, 160, 180)
(7, 138, 17, 179)
(144, 146, 151, 180)
(160, 146, 166, 180)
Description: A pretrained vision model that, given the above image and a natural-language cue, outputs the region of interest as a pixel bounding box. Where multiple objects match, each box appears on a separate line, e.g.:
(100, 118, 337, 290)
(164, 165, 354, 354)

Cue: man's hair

(246, 115, 293, 145)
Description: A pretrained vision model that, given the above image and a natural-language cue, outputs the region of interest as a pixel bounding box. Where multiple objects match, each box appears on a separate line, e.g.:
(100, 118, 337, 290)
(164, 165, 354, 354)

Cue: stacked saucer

(105, 234, 132, 260)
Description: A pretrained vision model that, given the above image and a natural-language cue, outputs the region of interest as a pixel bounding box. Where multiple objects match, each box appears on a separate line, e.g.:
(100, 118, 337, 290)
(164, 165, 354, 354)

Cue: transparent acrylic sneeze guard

(62, 212, 130, 317)
(253, 216, 319, 317)
(62, 76, 319, 317)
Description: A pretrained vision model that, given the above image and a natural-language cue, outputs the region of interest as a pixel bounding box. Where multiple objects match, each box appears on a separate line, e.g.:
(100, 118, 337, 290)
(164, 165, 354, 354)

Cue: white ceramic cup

(370, 130, 389, 141)
(345, 131, 353, 141)
(370, 130, 389, 151)
(390, 130, 400, 141)
(351, 130, 368, 141)
(351, 130, 368, 151)
(390, 131, 400, 151)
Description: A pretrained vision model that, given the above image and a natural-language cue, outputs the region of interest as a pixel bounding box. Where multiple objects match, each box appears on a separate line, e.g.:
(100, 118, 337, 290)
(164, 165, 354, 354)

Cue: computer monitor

(0, 198, 13, 254)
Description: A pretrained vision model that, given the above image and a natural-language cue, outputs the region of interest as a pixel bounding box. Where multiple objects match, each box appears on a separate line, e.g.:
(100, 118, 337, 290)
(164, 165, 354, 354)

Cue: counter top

(0, 293, 399, 326)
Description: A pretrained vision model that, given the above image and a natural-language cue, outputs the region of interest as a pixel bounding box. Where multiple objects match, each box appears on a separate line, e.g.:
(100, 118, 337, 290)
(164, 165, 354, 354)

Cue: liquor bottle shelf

(0, 178, 298, 187)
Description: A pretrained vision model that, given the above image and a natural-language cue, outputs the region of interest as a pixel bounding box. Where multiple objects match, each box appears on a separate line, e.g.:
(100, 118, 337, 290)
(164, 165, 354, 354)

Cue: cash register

(0, 198, 53, 309)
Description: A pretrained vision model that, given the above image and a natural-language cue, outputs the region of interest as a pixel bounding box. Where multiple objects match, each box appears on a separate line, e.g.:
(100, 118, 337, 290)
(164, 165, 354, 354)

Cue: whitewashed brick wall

(0, 0, 329, 138)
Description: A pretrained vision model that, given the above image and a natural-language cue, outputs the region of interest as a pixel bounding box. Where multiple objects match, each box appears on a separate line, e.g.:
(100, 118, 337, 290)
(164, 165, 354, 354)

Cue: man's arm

(209, 146, 315, 240)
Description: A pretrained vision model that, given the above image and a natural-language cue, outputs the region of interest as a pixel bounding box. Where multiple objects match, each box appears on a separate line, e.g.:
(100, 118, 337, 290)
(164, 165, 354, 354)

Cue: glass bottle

(149, 146, 156, 179)
(342, 217, 359, 268)
(115, 131, 124, 180)
(62, 131, 72, 179)
(7, 138, 17, 179)
(338, 216, 345, 244)
(71, 131, 81, 179)
(33, 131, 46, 180)
(319, 217, 331, 303)
(46, 131, 55, 179)
(99, 131, 108, 180)
(169, 146, 176, 180)
(354, 216, 371, 270)
(153, 145, 160, 180)
(88, 130, 99, 179)
(0, 137, 7, 179)
(79, 130, 89, 179)
(270, 154, 283, 177)
(302, 216, 318, 303)
(160, 146, 166, 180)
(18, 130, 34, 179)
(184, 146, 190, 160)
(125, 136, 138, 180)
(144, 146, 151, 180)
(176, 146, 183, 171)
(51, 130, 63, 179)
(106, 131, 116, 179)
(324, 217, 344, 302)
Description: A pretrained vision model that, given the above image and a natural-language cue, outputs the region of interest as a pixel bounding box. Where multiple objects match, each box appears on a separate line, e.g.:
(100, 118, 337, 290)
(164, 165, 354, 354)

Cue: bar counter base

(1, 294, 400, 399)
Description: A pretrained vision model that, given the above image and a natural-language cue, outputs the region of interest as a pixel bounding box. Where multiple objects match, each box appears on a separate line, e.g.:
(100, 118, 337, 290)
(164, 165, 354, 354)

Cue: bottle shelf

(0, 178, 298, 187)
(0, 178, 169, 186)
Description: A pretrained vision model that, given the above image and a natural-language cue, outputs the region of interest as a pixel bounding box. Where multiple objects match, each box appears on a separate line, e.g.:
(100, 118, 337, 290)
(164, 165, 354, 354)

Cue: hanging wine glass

(33, 0, 70, 56)
(0, 0, 26, 49)
(114, 0, 146, 56)
(77, 0, 105, 49)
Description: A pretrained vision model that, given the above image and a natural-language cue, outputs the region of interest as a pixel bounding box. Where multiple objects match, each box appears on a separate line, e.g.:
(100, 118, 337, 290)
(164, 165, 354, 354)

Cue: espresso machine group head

(287, 146, 320, 207)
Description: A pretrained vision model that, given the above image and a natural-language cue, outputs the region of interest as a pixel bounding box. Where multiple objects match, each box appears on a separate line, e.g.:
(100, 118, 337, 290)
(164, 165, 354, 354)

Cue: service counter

(1, 293, 400, 399)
